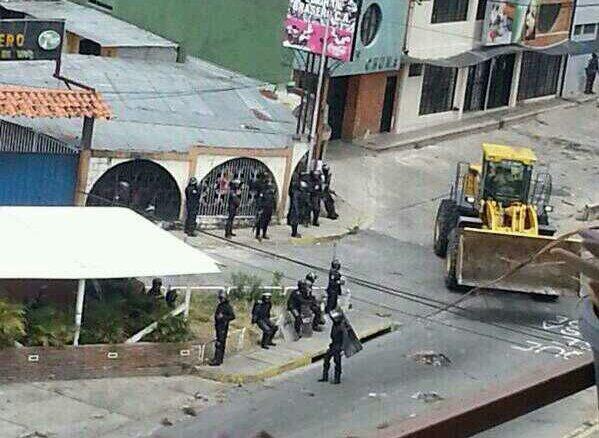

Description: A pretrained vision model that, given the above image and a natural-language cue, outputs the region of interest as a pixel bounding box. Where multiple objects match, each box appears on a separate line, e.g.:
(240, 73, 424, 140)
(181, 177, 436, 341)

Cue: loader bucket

(456, 228, 582, 296)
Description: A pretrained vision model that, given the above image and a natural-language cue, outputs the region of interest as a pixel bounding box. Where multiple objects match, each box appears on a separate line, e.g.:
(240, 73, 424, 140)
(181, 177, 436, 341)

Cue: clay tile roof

(0, 86, 111, 119)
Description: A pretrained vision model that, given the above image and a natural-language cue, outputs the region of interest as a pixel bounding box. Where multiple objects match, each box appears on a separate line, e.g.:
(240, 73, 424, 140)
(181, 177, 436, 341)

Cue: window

(408, 63, 423, 77)
(574, 25, 583, 36)
(432, 0, 470, 24)
(537, 4, 562, 33)
(583, 23, 597, 35)
(419, 65, 458, 115)
(476, 0, 487, 21)
(88, 0, 113, 10)
(360, 4, 382, 46)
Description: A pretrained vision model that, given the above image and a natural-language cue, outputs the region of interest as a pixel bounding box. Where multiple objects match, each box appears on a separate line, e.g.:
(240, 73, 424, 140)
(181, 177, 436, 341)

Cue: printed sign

(283, 0, 360, 62)
(0, 20, 65, 61)
(483, 0, 573, 48)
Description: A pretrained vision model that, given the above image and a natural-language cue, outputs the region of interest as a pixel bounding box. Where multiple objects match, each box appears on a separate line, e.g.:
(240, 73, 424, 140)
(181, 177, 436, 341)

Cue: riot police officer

(305, 272, 325, 331)
(322, 163, 338, 220)
(319, 309, 345, 384)
(299, 172, 312, 227)
(184, 177, 201, 236)
(287, 279, 309, 338)
(309, 170, 324, 226)
(252, 292, 278, 349)
(255, 179, 276, 242)
(326, 259, 344, 313)
(288, 176, 302, 238)
(225, 179, 241, 239)
(209, 290, 236, 366)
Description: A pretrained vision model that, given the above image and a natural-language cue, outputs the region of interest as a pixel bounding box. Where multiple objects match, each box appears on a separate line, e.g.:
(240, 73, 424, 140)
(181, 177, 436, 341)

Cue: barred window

(432, 0, 470, 24)
(476, 0, 487, 20)
(419, 65, 458, 115)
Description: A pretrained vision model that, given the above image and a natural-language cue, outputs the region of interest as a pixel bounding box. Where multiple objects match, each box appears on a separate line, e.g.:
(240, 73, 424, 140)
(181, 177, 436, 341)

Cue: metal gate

(198, 158, 278, 218)
(0, 120, 79, 206)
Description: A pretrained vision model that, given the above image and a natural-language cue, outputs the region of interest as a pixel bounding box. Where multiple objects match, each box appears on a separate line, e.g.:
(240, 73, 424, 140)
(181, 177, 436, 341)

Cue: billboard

(0, 20, 65, 61)
(484, 0, 573, 48)
(283, 0, 360, 62)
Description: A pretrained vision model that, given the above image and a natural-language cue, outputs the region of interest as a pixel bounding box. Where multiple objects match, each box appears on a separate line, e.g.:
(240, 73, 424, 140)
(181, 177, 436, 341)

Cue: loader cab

(480, 144, 535, 206)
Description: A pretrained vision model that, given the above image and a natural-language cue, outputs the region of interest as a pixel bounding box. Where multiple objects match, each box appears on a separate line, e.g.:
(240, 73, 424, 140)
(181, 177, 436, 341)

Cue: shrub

(80, 294, 127, 344)
(229, 271, 264, 303)
(24, 303, 73, 347)
(0, 299, 25, 347)
(151, 315, 191, 343)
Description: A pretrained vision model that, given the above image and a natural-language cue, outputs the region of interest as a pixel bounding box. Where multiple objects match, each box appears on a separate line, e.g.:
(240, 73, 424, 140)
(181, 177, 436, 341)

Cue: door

(380, 75, 398, 132)
(327, 76, 349, 140)
(487, 54, 515, 109)
(0, 153, 78, 205)
(464, 60, 491, 112)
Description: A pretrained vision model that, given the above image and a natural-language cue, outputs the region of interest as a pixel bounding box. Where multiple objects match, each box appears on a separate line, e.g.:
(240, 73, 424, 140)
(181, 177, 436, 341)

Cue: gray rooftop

(0, 55, 296, 152)
(0, 0, 178, 48)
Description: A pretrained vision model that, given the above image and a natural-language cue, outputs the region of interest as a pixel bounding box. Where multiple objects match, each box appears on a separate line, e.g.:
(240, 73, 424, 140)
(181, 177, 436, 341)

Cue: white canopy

(0, 207, 220, 279)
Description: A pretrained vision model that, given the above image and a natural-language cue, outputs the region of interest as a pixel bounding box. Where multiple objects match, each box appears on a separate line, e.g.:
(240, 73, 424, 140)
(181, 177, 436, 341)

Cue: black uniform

(255, 185, 275, 240)
(184, 181, 201, 236)
(585, 54, 598, 94)
(326, 268, 343, 313)
(299, 173, 312, 226)
(287, 287, 306, 336)
(252, 298, 278, 348)
(320, 318, 344, 384)
(322, 166, 338, 220)
(288, 180, 302, 238)
(310, 171, 323, 226)
(225, 190, 240, 238)
(211, 299, 236, 365)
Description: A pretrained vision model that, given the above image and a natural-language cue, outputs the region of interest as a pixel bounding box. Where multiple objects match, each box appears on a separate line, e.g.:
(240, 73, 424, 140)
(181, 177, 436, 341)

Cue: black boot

(318, 371, 328, 382)
(332, 372, 341, 384)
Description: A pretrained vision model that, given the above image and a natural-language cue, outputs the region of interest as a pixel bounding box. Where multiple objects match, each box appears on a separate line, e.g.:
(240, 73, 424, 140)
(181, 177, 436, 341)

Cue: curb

(289, 215, 374, 246)
(562, 420, 599, 438)
(193, 318, 393, 384)
(359, 100, 577, 153)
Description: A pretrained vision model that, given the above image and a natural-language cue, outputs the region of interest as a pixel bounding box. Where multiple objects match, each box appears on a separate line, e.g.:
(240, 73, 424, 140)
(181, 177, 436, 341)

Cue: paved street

(154, 102, 599, 437)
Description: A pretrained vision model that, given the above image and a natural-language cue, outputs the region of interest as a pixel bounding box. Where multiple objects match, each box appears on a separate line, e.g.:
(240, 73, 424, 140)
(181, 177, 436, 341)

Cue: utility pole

(307, 2, 331, 171)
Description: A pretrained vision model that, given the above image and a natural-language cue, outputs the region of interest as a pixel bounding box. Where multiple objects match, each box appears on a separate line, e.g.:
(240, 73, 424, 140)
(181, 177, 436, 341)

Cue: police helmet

(331, 259, 341, 270)
(305, 272, 318, 285)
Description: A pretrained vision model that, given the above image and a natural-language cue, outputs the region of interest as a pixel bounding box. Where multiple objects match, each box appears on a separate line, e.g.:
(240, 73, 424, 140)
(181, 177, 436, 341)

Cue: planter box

(579, 297, 599, 404)
(0, 328, 247, 383)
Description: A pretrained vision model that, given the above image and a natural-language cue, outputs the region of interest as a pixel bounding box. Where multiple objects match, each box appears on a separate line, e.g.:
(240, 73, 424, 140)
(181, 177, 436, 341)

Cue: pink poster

(283, 0, 360, 62)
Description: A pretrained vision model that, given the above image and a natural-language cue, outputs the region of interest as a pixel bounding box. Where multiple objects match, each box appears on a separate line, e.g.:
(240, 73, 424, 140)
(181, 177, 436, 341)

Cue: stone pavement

(0, 375, 225, 438)
(194, 310, 393, 384)
(352, 97, 578, 152)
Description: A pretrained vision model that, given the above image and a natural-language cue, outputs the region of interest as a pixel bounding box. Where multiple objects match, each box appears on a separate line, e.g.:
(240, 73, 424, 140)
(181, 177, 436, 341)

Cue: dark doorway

(380, 75, 398, 132)
(464, 54, 515, 112)
(487, 54, 515, 109)
(327, 76, 349, 140)
(464, 60, 491, 112)
(518, 52, 562, 101)
(87, 159, 181, 220)
(79, 39, 102, 56)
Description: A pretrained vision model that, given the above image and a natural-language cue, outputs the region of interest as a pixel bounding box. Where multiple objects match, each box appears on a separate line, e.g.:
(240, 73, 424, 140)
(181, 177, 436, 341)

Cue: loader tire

(445, 229, 460, 290)
(434, 199, 458, 257)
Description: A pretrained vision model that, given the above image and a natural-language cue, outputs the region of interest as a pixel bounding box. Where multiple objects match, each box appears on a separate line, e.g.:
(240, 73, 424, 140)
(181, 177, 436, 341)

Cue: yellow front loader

(433, 144, 581, 298)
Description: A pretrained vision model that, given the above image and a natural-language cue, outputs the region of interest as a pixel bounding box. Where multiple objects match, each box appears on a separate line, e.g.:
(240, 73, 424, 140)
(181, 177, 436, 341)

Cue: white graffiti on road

(511, 315, 591, 360)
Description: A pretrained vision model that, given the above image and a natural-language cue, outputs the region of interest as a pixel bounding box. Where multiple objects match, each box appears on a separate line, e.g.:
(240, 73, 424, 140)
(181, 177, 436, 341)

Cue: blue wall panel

(0, 153, 78, 206)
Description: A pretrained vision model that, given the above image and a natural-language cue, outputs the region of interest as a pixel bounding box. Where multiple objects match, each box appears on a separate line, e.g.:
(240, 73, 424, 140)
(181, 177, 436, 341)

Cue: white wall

(406, 0, 481, 59)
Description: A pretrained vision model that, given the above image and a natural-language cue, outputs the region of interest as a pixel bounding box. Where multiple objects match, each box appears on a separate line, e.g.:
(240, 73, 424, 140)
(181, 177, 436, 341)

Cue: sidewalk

(352, 97, 581, 152)
(193, 310, 394, 384)
(186, 196, 373, 246)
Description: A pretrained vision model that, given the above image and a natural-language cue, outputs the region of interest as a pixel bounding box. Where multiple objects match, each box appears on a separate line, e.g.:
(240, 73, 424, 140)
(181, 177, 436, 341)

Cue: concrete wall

(75, 0, 292, 83)
(342, 72, 390, 139)
(406, 0, 482, 59)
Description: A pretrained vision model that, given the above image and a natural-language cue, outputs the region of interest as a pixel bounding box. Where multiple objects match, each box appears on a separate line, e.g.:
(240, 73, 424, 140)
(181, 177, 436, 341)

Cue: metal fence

(0, 119, 78, 154)
(198, 158, 279, 218)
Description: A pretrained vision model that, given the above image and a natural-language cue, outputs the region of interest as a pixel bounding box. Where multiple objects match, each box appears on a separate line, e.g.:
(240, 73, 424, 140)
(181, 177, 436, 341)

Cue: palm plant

(0, 299, 25, 347)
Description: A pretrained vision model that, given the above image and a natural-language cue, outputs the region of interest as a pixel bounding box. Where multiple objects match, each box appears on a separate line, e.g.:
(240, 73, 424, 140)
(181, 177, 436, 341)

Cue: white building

(394, 0, 575, 134)
(563, 0, 599, 96)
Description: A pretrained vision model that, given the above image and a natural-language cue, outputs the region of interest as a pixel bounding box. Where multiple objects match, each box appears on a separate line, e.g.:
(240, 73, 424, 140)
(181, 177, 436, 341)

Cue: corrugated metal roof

(0, 55, 296, 152)
(0, 0, 178, 48)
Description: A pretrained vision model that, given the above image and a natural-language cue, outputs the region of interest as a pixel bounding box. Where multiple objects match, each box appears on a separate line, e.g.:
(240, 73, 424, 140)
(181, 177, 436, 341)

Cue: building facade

(395, 0, 574, 135)
(563, 0, 599, 96)
(71, 0, 292, 83)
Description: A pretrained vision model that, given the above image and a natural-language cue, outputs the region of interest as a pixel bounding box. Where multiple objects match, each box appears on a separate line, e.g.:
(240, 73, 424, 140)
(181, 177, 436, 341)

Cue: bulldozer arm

(456, 228, 582, 296)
